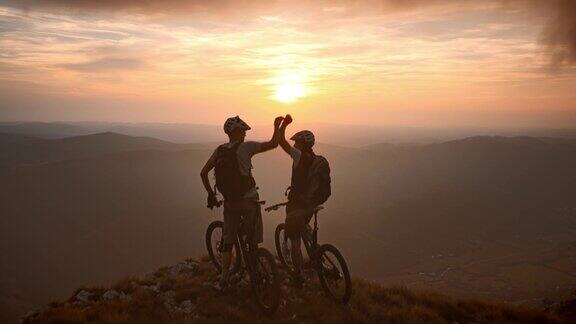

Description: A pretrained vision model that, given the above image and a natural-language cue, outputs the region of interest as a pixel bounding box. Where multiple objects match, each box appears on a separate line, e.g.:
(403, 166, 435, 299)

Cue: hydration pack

(214, 143, 255, 201)
(308, 155, 331, 205)
(289, 154, 331, 206)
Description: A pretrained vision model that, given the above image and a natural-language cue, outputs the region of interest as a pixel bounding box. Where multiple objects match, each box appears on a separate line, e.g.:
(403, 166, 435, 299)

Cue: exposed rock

(142, 283, 160, 293)
(168, 260, 198, 276)
(163, 300, 176, 313)
(102, 290, 131, 302)
(22, 310, 39, 322)
(160, 290, 176, 300)
(74, 290, 95, 304)
(177, 300, 195, 315)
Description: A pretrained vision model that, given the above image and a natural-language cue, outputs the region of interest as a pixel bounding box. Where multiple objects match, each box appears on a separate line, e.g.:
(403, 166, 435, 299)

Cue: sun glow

(272, 70, 307, 104)
(275, 83, 305, 103)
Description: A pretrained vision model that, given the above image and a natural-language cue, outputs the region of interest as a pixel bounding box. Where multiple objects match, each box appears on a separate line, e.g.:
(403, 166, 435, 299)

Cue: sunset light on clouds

(0, 0, 575, 127)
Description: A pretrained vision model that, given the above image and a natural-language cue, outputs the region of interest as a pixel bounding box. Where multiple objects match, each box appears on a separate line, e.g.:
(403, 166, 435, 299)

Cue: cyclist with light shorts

(200, 115, 284, 290)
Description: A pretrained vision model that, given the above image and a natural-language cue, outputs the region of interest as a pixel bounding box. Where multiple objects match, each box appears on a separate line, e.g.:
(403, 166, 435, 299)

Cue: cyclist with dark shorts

(277, 114, 331, 286)
(200, 115, 284, 290)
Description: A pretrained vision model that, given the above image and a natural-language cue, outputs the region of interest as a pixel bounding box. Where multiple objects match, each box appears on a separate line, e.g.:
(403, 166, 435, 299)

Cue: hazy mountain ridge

(0, 132, 211, 170)
(1, 131, 576, 322)
(0, 122, 90, 139)
(3, 121, 576, 146)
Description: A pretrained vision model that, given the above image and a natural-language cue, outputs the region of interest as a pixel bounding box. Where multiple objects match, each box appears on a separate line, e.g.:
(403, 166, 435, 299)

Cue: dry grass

(25, 259, 568, 324)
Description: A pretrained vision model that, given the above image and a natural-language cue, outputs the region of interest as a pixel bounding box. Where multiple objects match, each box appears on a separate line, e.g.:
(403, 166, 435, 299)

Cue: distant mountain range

(0, 132, 210, 168)
(1, 131, 576, 322)
(2, 121, 576, 146)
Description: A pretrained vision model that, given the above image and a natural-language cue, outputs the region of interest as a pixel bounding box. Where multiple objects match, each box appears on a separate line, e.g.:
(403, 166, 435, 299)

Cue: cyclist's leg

(285, 203, 313, 281)
(291, 238, 303, 276)
(221, 202, 241, 284)
(241, 200, 263, 257)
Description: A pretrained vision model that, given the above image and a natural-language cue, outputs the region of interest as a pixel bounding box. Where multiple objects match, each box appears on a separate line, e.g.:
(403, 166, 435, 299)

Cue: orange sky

(0, 0, 575, 127)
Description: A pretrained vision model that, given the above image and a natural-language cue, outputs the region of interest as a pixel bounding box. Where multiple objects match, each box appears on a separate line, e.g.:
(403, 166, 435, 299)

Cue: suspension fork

(312, 211, 319, 245)
(239, 232, 259, 272)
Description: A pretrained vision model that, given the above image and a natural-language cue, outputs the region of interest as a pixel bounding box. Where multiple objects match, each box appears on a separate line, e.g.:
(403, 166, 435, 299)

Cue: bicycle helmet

(290, 130, 315, 144)
(223, 116, 251, 134)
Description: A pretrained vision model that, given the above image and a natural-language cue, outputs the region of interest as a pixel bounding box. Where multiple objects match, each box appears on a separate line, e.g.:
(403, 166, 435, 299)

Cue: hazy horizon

(3, 120, 576, 148)
(3, 119, 576, 134)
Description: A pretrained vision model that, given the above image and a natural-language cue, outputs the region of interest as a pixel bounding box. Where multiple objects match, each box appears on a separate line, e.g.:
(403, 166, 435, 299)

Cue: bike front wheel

(250, 247, 280, 315)
(205, 220, 241, 274)
(316, 244, 352, 304)
(274, 223, 294, 273)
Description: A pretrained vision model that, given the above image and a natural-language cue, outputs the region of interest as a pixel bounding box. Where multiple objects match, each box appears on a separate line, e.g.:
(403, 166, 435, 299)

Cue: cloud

(539, 0, 576, 67)
(1, 0, 279, 18)
(1, 1, 575, 126)
(60, 57, 145, 72)
(4, 0, 575, 68)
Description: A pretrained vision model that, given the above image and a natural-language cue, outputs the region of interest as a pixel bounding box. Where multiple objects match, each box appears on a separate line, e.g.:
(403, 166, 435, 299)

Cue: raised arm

(278, 114, 292, 155)
(255, 116, 284, 153)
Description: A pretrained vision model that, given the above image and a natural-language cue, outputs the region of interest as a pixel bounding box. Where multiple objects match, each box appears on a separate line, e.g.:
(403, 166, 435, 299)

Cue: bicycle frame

(301, 212, 320, 258)
(235, 218, 258, 275)
(278, 207, 342, 275)
(268, 202, 352, 304)
(272, 205, 322, 263)
(214, 199, 266, 279)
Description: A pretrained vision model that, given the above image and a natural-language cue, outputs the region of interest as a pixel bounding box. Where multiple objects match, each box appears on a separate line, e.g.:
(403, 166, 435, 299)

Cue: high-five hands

(274, 116, 284, 129)
(282, 114, 293, 127)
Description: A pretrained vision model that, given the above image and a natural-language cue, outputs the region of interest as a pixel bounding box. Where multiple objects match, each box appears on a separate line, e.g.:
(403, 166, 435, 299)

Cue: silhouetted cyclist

(200, 115, 284, 290)
(277, 114, 331, 286)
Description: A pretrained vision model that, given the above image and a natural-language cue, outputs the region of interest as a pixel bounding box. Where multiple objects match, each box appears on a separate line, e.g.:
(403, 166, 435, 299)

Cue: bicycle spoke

(318, 247, 350, 303)
(212, 229, 223, 264)
(251, 250, 279, 313)
(281, 232, 293, 268)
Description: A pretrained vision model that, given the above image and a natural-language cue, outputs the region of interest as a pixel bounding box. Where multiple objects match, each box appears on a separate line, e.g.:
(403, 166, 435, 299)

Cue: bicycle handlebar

(213, 200, 266, 209)
(265, 202, 325, 214)
(264, 202, 288, 212)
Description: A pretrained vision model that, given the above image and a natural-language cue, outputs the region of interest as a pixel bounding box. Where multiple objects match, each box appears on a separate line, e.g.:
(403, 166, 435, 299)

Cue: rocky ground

(22, 257, 572, 323)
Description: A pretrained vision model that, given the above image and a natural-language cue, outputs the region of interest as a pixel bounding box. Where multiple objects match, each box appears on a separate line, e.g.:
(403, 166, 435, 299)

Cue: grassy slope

(24, 258, 567, 324)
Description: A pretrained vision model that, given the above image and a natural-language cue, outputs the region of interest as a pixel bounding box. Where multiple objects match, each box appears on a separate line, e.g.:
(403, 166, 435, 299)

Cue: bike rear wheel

(205, 220, 241, 274)
(316, 244, 352, 304)
(250, 247, 280, 315)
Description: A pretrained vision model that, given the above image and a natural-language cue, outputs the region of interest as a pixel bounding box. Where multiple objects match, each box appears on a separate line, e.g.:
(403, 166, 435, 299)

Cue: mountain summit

(23, 258, 568, 324)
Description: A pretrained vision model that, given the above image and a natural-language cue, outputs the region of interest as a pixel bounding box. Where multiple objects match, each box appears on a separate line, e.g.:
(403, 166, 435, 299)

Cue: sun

(272, 70, 307, 104)
(275, 82, 305, 103)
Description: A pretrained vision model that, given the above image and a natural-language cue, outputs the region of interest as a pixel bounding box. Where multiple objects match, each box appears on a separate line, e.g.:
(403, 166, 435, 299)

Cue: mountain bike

(206, 200, 280, 314)
(265, 202, 352, 304)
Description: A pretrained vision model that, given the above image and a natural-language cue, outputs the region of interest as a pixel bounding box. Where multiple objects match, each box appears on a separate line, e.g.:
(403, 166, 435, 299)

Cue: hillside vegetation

(23, 258, 568, 324)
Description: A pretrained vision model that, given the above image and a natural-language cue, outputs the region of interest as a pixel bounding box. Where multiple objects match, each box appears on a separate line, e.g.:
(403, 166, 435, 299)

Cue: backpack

(214, 143, 255, 201)
(307, 155, 331, 206)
